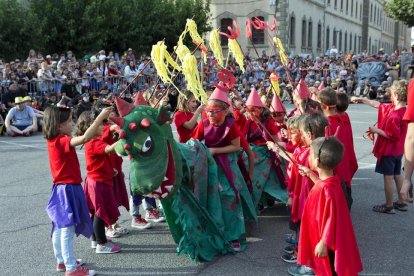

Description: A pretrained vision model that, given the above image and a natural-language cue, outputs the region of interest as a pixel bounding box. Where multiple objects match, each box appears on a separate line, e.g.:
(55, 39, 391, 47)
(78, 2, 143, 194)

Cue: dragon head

(112, 94, 181, 198)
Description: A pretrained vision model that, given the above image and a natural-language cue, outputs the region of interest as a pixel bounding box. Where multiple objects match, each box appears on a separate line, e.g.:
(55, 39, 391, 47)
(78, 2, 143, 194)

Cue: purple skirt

(46, 184, 93, 238)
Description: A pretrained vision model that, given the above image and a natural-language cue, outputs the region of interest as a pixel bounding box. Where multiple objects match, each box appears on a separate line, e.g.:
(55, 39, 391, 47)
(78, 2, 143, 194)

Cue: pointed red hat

(293, 79, 311, 99)
(246, 87, 264, 107)
(115, 96, 135, 117)
(134, 91, 148, 106)
(318, 81, 325, 91)
(271, 94, 286, 113)
(209, 82, 230, 104)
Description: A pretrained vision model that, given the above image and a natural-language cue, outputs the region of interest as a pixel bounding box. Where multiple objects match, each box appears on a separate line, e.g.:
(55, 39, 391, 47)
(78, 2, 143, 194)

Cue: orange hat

(246, 87, 264, 107)
(293, 79, 310, 99)
(271, 95, 286, 113)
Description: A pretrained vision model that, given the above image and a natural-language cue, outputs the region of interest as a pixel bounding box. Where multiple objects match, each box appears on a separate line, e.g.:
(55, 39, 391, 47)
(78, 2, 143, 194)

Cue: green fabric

(114, 104, 234, 262)
(246, 145, 288, 210)
(217, 152, 257, 244)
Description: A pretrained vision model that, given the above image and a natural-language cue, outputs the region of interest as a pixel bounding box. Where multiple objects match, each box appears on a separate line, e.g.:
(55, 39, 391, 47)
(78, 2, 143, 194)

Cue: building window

(302, 17, 307, 47)
(328, 0, 331, 5)
(351, 0, 353, 16)
(339, 31, 342, 51)
(346, 0, 349, 14)
(333, 28, 337, 47)
(289, 14, 296, 46)
(374, 6, 376, 24)
(360, 4, 362, 20)
(220, 18, 233, 46)
(350, 33, 353, 51)
(341, 0, 344, 11)
(317, 23, 322, 49)
(354, 34, 357, 52)
(344, 31, 347, 53)
(370, 4, 373, 22)
(368, 37, 371, 54)
(251, 16, 265, 44)
(335, 0, 337, 9)
(308, 20, 312, 48)
(326, 26, 330, 51)
(355, 2, 358, 18)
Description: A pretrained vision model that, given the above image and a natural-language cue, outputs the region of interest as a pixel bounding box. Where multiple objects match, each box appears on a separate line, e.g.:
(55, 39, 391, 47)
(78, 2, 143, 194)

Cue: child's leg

(395, 174, 405, 203)
(130, 194, 143, 218)
(93, 216, 107, 245)
(52, 227, 64, 264)
(328, 250, 338, 276)
(60, 226, 77, 272)
(143, 197, 156, 210)
(384, 175, 394, 207)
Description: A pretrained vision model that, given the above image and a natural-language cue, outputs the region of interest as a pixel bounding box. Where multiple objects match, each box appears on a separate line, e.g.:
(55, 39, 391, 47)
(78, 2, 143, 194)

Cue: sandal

(393, 201, 408, 211)
(372, 204, 395, 214)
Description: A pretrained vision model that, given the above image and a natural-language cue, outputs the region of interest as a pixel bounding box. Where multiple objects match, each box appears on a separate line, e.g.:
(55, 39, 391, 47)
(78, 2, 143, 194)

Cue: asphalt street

(0, 103, 413, 276)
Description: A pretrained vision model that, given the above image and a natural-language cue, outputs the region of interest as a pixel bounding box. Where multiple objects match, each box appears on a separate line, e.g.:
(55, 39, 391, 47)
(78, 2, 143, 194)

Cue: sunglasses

(205, 108, 225, 114)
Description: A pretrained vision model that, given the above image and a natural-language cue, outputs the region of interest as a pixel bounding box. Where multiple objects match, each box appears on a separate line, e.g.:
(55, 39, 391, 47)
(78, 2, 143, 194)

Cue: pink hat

(293, 79, 310, 99)
(271, 95, 286, 113)
(209, 82, 230, 104)
(246, 87, 264, 107)
(318, 81, 325, 91)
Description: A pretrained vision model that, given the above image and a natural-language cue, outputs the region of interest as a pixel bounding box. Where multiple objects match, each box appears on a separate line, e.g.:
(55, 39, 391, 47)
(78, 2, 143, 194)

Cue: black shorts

(14, 125, 31, 131)
(375, 155, 403, 175)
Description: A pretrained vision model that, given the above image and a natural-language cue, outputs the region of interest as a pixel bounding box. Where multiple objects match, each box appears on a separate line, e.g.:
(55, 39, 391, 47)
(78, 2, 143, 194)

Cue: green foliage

(0, 0, 211, 61)
(384, 0, 414, 27)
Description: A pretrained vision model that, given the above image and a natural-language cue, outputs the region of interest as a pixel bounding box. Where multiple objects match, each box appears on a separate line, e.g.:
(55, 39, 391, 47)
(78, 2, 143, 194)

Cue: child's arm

(298, 165, 320, 184)
(210, 137, 240, 155)
(70, 107, 112, 147)
(266, 141, 292, 162)
(368, 126, 389, 139)
(350, 96, 380, 108)
(182, 105, 204, 130)
(104, 141, 118, 154)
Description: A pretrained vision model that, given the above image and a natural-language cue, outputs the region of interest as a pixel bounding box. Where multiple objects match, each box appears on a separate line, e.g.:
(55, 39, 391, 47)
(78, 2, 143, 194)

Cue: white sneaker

(113, 223, 129, 235)
(145, 209, 166, 223)
(95, 242, 121, 254)
(131, 217, 152, 230)
(105, 228, 121, 238)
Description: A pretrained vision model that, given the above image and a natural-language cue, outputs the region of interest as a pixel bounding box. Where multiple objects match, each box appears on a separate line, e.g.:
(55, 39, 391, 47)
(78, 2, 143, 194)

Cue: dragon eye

(142, 136, 152, 153)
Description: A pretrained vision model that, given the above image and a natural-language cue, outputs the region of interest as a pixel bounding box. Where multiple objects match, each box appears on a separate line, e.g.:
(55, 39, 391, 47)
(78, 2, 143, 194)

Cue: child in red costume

(351, 80, 408, 213)
(297, 136, 363, 276)
(319, 88, 357, 209)
(101, 112, 130, 238)
(76, 111, 121, 254)
(44, 105, 111, 276)
(267, 112, 328, 270)
(174, 90, 204, 143)
(231, 95, 247, 131)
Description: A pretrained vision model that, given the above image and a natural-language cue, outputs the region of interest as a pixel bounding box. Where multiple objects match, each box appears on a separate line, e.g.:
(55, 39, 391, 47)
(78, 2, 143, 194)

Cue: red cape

(339, 113, 358, 182)
(298, 176, 363, 276)
(290, 146, 310, 222)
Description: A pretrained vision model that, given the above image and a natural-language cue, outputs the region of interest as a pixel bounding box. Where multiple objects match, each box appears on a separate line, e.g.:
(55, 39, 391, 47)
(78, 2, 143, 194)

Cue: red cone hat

(271, 94, 286, 113)
(293, 79, 311, 99)
(246, 87, 264, 107)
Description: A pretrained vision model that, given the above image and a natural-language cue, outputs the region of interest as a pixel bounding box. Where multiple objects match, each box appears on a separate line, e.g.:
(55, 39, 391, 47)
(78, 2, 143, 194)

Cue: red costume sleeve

(192, 120, 205, 141)
(173, 111, 189, 128)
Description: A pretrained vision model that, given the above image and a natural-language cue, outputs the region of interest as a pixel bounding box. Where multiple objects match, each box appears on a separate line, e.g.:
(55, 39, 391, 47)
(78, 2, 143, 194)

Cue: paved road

(0, 103, 413, 275)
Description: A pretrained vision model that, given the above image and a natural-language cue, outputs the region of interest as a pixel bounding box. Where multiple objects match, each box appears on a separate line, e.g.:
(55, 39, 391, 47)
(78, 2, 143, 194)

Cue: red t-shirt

(403, 79, 414, 122)
(373, 104, 407, 159)
(101, 124, 123, 172)
(47, 135, 82, 184)
(174, 111, 196, 143)
(85, 138, 113, 185)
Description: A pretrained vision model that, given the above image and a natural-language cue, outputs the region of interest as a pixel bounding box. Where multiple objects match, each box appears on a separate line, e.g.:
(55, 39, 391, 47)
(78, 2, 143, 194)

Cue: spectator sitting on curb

(5, 97, 38, 136)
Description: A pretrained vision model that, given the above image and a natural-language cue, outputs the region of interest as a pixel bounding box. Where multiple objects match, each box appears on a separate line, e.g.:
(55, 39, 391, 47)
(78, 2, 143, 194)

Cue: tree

(0, 0, 42, 61)
(384, 0, 414, 27)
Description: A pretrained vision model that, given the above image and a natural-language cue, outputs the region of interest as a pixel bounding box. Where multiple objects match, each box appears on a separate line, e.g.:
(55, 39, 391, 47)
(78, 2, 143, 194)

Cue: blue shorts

(375, 155, 403, 175)
(14, 125, 30, 131)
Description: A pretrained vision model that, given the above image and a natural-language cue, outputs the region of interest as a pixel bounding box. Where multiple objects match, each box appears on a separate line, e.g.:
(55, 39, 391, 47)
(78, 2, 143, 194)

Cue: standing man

(401, 79, 414, 202)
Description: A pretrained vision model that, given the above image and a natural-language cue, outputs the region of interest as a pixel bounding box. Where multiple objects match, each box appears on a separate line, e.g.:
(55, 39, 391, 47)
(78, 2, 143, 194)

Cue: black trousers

(91, 215, 107, 244)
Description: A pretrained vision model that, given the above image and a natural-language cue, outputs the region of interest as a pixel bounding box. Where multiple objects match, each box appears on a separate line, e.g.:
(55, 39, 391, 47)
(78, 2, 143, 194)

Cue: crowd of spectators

(0, 45, 413, 137)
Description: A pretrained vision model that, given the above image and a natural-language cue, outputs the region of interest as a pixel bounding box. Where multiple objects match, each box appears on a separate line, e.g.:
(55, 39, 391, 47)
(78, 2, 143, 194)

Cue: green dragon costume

(111, 95, 235, 262)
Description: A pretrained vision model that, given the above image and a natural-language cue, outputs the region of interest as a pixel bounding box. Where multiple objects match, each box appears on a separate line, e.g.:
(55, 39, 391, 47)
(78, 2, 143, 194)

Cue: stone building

(209, 0, 411, 57)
